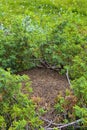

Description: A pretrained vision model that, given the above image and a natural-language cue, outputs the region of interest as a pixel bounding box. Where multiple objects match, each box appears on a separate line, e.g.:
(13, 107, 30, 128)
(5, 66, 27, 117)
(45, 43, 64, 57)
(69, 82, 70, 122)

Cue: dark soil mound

(20, 68, 69, 120)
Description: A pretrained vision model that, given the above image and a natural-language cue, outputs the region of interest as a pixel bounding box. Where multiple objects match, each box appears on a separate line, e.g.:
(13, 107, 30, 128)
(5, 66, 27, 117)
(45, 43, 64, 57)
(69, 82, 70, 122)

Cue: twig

(40, 117, 63, 127)
(66, 68, 71, 86)
(39, 60, 60, 71)
(12, 96, 18, 103)
(29, 58, 60, 71)
(45, 119, 82, 130)
(59, 119, 82, 129)
(45, 120, 53, 128)
(26, 124, 28, 130)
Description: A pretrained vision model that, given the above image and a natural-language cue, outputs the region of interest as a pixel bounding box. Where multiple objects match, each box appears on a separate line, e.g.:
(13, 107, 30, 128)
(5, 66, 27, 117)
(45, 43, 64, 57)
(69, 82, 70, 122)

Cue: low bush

(0, 68, 43, 130)
(0, 0, 87, 129)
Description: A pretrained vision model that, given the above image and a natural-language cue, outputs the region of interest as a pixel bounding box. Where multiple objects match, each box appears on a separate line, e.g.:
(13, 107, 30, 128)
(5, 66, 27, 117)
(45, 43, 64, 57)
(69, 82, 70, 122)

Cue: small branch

(39, 60, 60, 71)
(28, 58, 61, 71)
(66, 68, 71, 86)
(12, 96, 18, 103)
(40, 117, 63, 127)
(45, 119, 82, 130)
(45, 120, 53, 128)
(26, 124, 29, 130)
(59, 119, 82, 129)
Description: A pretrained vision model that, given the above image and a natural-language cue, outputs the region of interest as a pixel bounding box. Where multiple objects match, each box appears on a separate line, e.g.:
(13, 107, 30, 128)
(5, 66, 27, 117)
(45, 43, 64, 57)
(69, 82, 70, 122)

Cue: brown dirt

(19, 68, 69, 121)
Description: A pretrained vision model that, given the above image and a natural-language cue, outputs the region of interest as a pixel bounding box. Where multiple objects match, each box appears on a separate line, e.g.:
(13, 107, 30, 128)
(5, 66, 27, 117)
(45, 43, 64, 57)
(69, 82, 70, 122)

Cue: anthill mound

(19, 68, 69, 120)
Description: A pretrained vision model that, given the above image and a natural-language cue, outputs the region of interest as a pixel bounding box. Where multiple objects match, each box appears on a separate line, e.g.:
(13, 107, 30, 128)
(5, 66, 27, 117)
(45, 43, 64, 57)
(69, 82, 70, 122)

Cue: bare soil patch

(19, 68, 69, 121)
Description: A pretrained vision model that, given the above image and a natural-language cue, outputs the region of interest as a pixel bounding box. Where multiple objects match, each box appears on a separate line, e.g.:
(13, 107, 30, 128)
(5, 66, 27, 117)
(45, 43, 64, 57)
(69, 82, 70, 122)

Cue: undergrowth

(0, 0, 87, 129)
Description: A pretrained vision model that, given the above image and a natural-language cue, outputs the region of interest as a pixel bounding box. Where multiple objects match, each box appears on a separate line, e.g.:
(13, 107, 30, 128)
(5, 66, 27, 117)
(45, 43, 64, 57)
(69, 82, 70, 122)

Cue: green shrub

(0, 0, 87, 73)
(72, 76, 87, 104)
(0, 1, 87, 128)
(0, 68, 43, 130)
(0, 19, 40, 72)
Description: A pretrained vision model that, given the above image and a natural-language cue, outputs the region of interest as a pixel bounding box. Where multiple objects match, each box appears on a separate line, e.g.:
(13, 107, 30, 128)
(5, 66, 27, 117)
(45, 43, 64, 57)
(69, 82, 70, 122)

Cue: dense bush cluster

(0, 68, 43, 130)
(0, 0, 87, 129)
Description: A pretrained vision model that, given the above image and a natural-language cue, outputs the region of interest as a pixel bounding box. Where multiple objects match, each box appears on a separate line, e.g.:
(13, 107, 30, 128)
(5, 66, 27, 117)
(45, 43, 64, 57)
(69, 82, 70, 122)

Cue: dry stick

(59, 119, 82, 129)
(26, 124, 28, 130)
(45, 120, 53, 128)
(40, 117, 63, 127)
(66, 68, 71, 87)
(28, 58, 61, 71)
(24, 58, 62, 71)
(45, 119, 82, 130)
(40, 113, 68, 127)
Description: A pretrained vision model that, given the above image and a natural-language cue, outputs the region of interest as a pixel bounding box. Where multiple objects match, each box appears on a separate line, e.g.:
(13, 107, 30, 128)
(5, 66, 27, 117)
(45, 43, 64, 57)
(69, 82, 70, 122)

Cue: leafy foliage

(54, 90, 77, 123)
(0, 68, 42, 130)
(0, 0, 87, 129)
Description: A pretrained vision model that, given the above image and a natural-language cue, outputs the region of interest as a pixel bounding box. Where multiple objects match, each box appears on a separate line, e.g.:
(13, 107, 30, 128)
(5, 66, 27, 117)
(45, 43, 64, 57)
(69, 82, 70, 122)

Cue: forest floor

(20, 68, 69, 122)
